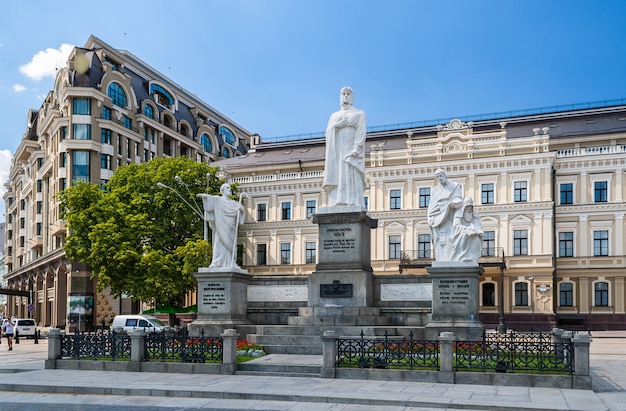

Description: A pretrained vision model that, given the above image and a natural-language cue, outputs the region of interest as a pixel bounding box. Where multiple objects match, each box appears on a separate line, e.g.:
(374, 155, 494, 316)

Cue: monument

(425, 170, 485, 339)
(189, 183, 251, 336)
(305, 87, 378, 319)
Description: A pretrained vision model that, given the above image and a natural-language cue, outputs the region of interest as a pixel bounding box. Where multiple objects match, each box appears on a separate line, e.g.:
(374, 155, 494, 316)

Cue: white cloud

(19, 43, 74, 81)
(0, 149, 12, 219)
(13, 84, 27, 93)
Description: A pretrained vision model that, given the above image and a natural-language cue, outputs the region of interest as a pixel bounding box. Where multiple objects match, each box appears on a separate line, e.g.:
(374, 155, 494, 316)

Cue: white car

(14, 318, 37, 338)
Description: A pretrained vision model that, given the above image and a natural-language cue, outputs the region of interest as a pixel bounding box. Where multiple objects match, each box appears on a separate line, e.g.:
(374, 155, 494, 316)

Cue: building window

(482, 283, 495, 306)
(59, 178, 66, 191)
(36, 201, 43, 214)
(124, 116, 132, 130)
(417, 234, 431, 258)
(143, 104, 154, 119)
(481, 183, 494, 204)
(594, 282, 609, 306)
(514, 181, 527, 202)
(73, 124, 91, 140)
(560, 183, 573, 205)
(100, 179, 108, 189)
(594, 181, 608, 203)
(256, 244, 267, 266)
(144, 149, 149, 162)
(36, 222, 42, 236)
(559, 283, 574, 307)
(222, 147, 230, 158)
(513, 230, 528, 256)
(60, 126, 67, 140)
(37, 179, 43, 193)
(280, 243, 291, 264)
(306, 200, 317, 218)
(419, 188, 430, 208)
(71, 151, 90, 182)
(281, 202, 291, 220)
(257, 203, 267, 222)
(390, 189, 401, 210)
(102, 106, 111, 120)
(482, 231, 495, 256)
(388, 235, 401, 259)
(364, 197, 368, 210)
(514, 282, 529, 306)
(305, 242, 316, 264)
(559, 232, 574, 257)
(107, 82, 127, 107)
(101, 129, 112, 144)
(20, 217, 25, 229)
(200, 133, 212, 153)
(220, 126, 236, 145)
(101, 154, 112, 170)
(594, 230, 609, 256)
(72, 98, 90, 115)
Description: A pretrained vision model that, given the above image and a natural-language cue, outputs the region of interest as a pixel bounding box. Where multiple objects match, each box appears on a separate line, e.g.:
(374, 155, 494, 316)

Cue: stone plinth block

(425, 264, 484, 340)
(312, 211, 377, 271)
(192, 269, 250, 324)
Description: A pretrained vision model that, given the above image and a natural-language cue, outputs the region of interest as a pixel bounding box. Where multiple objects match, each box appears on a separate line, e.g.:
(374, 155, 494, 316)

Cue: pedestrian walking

(3, 317, 15, 350)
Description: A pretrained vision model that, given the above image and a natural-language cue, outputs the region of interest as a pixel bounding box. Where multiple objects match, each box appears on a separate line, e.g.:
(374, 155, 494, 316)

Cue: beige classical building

(3, 36, 253, 329)
(217, 103, 626, 330)
(4, 36, 626, 331)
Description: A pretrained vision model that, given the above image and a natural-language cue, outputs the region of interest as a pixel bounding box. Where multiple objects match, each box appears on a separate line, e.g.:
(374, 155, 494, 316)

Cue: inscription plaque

(320, 280, 353, 298)
(201, 282, 227, 311)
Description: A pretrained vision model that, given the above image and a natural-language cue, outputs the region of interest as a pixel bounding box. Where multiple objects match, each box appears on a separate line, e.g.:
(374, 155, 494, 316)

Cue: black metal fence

(60, 329, 131, 360)
(59, 328, 223, 363)
(145, 330, 222, 363)
(336, 331, 574, 375)
(337, 331, 440, 370)
(454, 332, 574, 374)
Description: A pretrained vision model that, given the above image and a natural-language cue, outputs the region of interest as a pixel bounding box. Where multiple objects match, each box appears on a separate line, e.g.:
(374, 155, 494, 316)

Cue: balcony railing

(557, 144, 626, 158)
(400, 247, 505, 271)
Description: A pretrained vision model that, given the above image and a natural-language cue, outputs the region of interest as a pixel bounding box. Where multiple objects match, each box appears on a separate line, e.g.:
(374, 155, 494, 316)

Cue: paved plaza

(0, 331, 624, 410)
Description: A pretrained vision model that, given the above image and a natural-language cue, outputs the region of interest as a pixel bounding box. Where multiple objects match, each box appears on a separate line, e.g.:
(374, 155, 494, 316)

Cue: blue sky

(1, 0, 626, 218)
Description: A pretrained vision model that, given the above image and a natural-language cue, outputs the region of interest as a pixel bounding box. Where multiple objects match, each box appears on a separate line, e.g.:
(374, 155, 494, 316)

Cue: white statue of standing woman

(198, 183, 245, 270)
(323, 86, 367, 209)
(427, 169, 463, 262)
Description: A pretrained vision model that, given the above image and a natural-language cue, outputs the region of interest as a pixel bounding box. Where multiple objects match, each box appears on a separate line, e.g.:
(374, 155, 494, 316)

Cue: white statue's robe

(450, 200, 484, 263)
(322, 107, 366, 208)
(427, 181, 463, 261)
(198, 193, 245, 269)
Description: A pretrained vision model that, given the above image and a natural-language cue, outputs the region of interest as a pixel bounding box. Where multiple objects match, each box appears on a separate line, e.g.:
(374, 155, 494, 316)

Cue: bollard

(34, 329, 39, 344)
(15, 330, 20, 344)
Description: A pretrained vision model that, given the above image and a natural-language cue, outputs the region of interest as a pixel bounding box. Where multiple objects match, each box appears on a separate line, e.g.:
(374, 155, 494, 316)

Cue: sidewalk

(0, 332, 624, 410)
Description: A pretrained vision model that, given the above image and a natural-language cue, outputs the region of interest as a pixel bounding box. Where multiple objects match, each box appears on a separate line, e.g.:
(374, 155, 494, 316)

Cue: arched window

(220, 126, 236, 145)
(143, 104, 154, 119)
(222, 147, 230, 158)
(107, 82, 127, 108)
(150, 84, 174, 106)
(200, 133, 212, 153)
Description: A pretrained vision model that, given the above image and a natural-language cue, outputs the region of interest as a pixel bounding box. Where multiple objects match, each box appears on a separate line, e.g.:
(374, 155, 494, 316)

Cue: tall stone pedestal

(308, 211, 378, 308)
(188, 267, 252, 337)
(425, 263, 484, 340)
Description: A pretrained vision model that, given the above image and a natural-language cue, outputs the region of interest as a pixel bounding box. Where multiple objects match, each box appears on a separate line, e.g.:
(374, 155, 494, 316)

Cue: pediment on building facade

(386, 221, 406, 231)
(510, 214, 532, 225)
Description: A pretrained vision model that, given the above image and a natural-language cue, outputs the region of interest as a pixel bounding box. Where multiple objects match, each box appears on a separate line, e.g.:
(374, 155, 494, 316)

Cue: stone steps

(236, 362, 321, 378)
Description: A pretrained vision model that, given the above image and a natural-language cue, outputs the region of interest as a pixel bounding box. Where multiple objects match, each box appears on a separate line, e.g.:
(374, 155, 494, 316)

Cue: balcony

(399, 247, 505, 272)
(557, 144, 626, 158)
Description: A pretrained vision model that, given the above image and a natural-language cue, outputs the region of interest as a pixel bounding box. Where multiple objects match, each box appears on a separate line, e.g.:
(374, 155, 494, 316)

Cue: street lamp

(156, 180, 207, 241)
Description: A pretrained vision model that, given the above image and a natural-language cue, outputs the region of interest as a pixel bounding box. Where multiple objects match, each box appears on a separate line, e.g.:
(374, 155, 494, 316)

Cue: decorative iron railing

(144, 330, 223, 363)
(454, 331, 574, 374)
(336, 331, 574, 375)
(337, 331, 440, 370)
(60, 329, 131, 360)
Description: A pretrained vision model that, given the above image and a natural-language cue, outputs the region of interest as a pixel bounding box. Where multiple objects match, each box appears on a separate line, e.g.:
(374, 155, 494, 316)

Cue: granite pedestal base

(188, 267, 251, 337)
(425, 263, 484, 340)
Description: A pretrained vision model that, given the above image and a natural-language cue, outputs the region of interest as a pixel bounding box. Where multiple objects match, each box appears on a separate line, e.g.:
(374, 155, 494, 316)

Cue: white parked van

(111, 314, 167, 333)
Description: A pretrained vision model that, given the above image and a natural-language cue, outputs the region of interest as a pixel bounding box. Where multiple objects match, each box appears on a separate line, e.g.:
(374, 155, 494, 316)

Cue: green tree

(59, 157, 230, 307)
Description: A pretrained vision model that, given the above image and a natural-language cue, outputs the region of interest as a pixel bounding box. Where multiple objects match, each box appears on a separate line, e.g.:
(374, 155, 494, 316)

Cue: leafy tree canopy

(59, 157, 232, 306)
